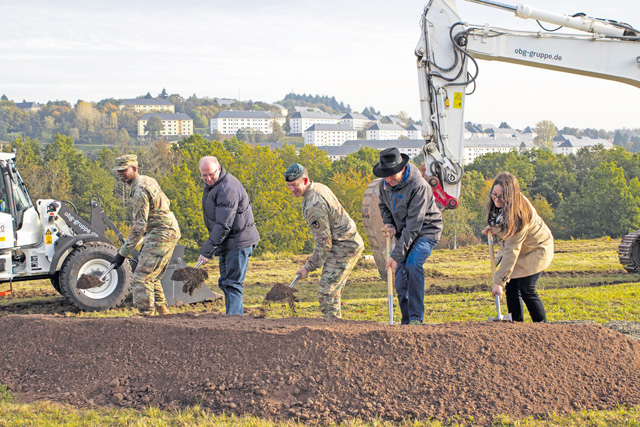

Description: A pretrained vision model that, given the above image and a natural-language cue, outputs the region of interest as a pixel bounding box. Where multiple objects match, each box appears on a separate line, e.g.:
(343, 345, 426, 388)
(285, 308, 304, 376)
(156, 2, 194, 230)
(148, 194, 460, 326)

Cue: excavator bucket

(362, 179, 389, 281)
(160, 245, 222, 306)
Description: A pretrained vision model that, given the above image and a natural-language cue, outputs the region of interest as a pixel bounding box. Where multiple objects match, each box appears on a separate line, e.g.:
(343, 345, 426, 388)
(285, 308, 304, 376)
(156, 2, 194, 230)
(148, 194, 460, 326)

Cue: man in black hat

(373, 147, 442, 325)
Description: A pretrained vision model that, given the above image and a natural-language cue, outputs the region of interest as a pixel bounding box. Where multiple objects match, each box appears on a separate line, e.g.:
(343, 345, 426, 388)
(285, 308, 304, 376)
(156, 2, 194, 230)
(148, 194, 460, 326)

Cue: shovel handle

(289, 274, 300, 288)
(385, 232, 394, 325)
(99, 263, 117, 282)
(494, 294, 503, 319)
(194, 259, 204, 269)
(488, 233, 496, 277)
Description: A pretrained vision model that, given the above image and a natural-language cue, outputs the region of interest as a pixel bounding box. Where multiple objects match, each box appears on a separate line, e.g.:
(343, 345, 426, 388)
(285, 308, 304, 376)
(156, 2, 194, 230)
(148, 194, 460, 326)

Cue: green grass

(1, 237, 640, 425)
(0, 400, 638, 426)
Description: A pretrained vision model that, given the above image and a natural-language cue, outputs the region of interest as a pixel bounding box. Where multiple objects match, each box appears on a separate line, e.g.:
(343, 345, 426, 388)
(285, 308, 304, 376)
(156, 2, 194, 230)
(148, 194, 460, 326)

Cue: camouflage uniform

(115, 156, 180, 314)
(302, 182, 364, 318)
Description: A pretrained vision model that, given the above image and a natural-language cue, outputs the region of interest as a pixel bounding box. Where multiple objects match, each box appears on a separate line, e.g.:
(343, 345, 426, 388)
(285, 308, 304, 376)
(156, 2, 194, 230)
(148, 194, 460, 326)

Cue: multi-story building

(317, 139, 424, 161)
(317, 137, 536, 165)
(366, 123, 408, 140)
(304, 124, 357, 146)
(138, 113, 193, 137)
(339, 113, 371, 131)
(210, 110, 286, 135)
(119, 99, 175, 113)
(406, 124, 421, 140)
(289, 111, 341, 135)
(15, 102, 41, 112)
(553, 136, 613, 155)
(463, 137, 534, 165)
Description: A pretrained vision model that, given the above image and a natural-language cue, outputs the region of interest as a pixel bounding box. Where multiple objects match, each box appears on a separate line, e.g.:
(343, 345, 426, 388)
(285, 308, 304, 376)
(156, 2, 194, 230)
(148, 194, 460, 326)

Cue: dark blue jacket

(378, 163, 442, 262)
(201, 168, 260, 257)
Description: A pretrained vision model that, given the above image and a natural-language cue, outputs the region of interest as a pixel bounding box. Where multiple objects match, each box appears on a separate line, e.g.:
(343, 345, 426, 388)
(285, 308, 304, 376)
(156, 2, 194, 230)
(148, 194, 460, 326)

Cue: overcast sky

(1, 0, 639, 131)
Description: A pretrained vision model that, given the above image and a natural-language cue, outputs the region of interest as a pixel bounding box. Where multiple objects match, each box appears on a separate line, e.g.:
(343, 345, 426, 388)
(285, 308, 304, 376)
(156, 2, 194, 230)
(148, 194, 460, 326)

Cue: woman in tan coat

(482, 173, 554, 322)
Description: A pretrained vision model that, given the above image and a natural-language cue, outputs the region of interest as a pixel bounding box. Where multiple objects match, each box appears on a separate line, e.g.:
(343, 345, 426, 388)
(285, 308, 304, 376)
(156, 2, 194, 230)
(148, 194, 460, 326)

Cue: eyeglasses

(490, 192, 504, 202)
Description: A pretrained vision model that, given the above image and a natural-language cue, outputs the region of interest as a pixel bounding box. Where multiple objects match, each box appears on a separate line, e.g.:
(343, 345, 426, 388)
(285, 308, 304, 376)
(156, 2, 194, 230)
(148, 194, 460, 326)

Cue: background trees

(5, 130, 640, 261)
(143, 116, 164, 139)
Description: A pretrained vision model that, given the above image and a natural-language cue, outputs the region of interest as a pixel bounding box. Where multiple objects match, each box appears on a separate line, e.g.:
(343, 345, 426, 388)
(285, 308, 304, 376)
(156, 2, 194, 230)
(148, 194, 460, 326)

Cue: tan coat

(489, 198, 554, 286)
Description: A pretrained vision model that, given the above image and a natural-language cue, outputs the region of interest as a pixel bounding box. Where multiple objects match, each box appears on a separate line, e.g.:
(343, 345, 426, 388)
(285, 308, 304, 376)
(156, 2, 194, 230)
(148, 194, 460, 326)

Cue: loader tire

(618, 230, 640, 273)
(50, 272, 62, 294)
(59, 241, 132, 311)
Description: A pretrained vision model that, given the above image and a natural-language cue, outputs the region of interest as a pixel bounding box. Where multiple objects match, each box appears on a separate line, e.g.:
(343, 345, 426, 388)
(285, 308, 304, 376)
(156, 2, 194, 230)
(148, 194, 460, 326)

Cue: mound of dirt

(0, 314, 639, 425)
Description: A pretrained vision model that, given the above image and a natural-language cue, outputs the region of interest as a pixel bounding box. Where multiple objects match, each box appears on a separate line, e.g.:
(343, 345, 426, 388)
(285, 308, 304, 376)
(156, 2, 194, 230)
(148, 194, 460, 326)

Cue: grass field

(1, 237, 639, 426)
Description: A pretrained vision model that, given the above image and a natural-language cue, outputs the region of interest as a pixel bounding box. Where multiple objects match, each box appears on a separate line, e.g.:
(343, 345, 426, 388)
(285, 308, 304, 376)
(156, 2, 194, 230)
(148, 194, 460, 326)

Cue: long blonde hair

(486, 173, 533, 238)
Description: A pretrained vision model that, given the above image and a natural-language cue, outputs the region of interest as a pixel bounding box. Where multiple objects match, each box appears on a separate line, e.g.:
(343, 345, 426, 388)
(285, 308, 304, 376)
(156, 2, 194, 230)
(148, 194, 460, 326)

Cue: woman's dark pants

(505, 272, 546, 322)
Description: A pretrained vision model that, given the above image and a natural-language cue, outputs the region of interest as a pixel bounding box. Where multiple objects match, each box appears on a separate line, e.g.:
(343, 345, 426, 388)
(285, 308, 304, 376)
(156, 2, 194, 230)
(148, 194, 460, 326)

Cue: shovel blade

(488, 313, 513, 322)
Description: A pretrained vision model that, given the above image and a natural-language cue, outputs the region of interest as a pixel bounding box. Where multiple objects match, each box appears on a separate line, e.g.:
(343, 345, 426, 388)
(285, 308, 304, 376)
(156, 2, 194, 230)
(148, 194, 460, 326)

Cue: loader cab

(0, 152, 40, 248)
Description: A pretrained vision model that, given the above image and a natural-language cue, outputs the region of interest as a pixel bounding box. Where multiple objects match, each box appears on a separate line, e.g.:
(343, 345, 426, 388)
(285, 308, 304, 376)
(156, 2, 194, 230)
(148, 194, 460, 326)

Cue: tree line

(6, 134, 640, 260)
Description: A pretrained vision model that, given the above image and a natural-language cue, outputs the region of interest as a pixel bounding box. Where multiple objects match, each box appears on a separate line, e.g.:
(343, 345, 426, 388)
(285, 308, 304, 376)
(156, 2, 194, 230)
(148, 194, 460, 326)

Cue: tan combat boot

(157, 305, 170, 316)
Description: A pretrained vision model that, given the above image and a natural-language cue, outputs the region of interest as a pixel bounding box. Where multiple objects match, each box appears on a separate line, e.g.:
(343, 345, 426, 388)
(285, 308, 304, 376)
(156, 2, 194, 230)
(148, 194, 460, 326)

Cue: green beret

(284, 163, 305, 182)
(113, 154, 138, 172)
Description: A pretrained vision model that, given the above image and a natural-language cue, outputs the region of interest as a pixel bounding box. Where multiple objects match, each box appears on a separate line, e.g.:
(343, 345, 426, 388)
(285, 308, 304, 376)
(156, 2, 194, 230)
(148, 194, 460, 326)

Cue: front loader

(0, 151, 218, 311)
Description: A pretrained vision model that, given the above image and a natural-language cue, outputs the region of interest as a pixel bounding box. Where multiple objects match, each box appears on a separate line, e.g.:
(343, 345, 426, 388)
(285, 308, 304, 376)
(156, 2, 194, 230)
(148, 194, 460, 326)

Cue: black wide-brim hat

(372, 147, 410, 178)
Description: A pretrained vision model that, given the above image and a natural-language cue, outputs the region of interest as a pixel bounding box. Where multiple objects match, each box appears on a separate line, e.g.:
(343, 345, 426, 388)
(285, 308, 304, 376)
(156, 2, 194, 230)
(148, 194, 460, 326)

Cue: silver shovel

(487, 233, 512, 322)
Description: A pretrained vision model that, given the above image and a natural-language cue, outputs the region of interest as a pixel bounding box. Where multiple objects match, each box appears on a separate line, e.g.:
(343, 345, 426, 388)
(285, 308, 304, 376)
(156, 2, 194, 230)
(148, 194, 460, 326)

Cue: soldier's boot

(138, 308, 156, 317)
(157, 305, 170, 316)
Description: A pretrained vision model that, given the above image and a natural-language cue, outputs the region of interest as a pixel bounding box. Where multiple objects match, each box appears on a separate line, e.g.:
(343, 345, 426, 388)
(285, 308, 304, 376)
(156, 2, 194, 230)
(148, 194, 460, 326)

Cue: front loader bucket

(161, 245, 222, 306)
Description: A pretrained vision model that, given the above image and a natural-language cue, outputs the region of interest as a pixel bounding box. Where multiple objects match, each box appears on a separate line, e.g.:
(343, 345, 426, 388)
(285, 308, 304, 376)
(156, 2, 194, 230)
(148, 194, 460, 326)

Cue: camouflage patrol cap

(113, 154, 138, 172)
(284, 163, 306, 182)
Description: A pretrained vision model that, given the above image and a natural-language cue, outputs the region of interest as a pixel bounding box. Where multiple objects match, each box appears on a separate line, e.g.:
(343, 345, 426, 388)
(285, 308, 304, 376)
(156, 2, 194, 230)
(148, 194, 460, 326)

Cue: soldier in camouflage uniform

(285, 164, 364, 319)
(111, 154, 181, 316)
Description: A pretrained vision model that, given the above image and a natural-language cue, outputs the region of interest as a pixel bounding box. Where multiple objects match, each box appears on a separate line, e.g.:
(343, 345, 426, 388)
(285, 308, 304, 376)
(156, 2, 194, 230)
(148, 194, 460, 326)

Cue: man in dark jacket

(373, 148, 442, 325)
(197, 156, 260, 315)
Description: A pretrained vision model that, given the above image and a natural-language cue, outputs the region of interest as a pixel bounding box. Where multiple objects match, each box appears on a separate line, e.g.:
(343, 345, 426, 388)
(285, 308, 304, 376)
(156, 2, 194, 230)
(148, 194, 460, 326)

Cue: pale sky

(1, 0, 639, 131)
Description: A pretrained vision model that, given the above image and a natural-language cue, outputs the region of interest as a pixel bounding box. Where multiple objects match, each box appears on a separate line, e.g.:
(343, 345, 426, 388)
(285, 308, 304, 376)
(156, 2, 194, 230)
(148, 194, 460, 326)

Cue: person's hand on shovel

(197, 254, 210, 266)
(491, 283, 504, 298)
(295, 266, 309, 280)
(382, 225, 397, 273)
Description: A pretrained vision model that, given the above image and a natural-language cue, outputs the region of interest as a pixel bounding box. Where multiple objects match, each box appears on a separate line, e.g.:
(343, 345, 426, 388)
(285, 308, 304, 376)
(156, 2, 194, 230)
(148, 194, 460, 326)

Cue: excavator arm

(415, 0, 640, 207)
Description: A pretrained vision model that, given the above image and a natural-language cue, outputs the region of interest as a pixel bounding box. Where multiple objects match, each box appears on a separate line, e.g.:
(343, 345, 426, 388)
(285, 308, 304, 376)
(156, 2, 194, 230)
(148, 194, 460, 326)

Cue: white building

(119, 99, 175, 113)
(463, 137, 534, 165)
(15, 102, 41, 112)
(366, 123, 408, 140)
(317, 140, 424, 161)
(406, 124, 421, 140)
(210, 110, 286, 135)
(138, 113, 193, 137)
(304, 124, 357, 146)
(553, 137, 614, 155)
(289, 111, 341, 135)
(339, 113, 371, 131)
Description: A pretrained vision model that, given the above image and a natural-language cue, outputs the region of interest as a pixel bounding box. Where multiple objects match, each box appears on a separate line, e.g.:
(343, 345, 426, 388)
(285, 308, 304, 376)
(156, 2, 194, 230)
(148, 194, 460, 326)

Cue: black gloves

(112, 253, 126, 268)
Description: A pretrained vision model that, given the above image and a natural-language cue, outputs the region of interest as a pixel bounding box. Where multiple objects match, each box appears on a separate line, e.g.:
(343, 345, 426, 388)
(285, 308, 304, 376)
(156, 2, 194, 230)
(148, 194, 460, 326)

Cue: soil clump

(1, 314, 640, 425)
(171, 267, 209, 296)
(76, 274, 103, 290)
(264, 283, 298, 309)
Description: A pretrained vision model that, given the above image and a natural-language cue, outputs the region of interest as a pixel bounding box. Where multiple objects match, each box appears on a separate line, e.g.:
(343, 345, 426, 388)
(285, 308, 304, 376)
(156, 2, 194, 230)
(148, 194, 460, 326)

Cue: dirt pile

(1, 314, 640, 424)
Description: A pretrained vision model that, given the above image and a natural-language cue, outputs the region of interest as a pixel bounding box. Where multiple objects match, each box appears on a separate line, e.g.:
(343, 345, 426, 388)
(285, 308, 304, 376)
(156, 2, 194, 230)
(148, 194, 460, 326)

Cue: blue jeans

(218, 245, 254, 315)
(395, 237, 437, 324)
